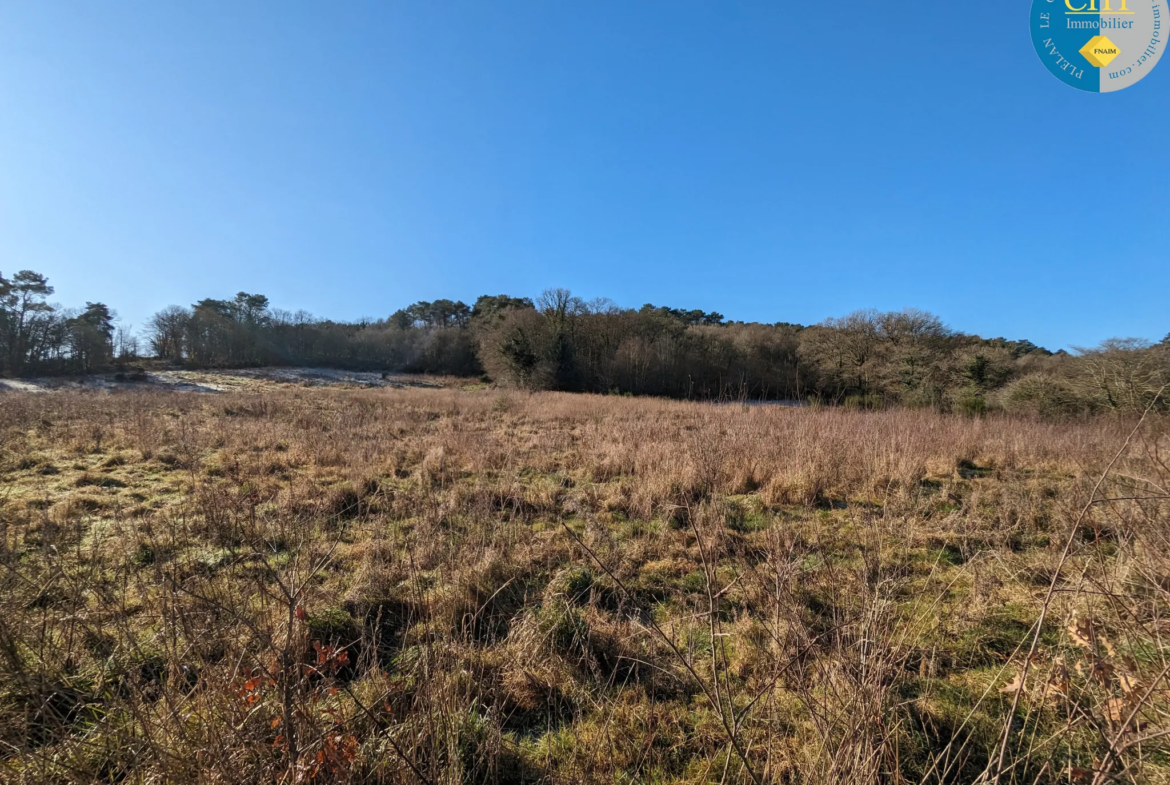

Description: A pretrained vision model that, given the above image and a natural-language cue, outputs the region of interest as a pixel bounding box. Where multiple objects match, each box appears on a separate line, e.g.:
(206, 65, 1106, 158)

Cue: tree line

(0, 270, 134, 377)
(3, 269, 1167, 415)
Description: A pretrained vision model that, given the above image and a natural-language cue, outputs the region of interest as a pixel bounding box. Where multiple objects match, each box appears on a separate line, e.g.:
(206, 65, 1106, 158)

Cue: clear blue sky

(1, 2, 1166, 350)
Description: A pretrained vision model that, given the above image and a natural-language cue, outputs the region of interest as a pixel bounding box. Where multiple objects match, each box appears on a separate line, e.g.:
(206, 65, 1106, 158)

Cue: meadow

(0, 386, 1167, 784)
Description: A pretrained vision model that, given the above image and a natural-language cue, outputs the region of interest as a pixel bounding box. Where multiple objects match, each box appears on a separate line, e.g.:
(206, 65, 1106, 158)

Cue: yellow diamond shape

(1080, 35, 1121, 67)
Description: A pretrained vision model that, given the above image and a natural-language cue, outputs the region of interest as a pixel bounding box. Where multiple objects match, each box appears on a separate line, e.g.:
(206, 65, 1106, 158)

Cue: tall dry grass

(0, 388, 1165, 783)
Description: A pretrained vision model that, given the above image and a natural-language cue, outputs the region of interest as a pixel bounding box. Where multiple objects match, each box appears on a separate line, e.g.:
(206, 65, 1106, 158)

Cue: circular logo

(1031, 0, 1165, 91)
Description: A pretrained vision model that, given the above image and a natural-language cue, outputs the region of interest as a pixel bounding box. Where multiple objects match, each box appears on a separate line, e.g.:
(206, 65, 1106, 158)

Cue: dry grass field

(0, 388, 1167, 784)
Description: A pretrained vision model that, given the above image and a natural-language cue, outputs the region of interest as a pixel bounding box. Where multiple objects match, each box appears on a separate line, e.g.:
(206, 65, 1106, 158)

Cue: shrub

(996, 373, 1096, 419)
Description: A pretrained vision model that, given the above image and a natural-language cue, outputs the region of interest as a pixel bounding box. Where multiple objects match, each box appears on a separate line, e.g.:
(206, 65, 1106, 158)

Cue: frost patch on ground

(0, 379, 47, 393)
(0, 367, 443, 394)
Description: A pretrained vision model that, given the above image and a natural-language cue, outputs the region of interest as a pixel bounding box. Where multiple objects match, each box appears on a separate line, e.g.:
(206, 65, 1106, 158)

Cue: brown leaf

(1000, 671, 1024, 694)
(1118, 657, 1140, 695)
(1042, 657, 1069, 704)
(1090, 657, 1114, 688)
(1067, 614, 1093, 649)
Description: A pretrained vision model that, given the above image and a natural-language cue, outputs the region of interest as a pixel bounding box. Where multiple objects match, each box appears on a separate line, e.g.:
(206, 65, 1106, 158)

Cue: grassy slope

(0, 389, 1166, 784)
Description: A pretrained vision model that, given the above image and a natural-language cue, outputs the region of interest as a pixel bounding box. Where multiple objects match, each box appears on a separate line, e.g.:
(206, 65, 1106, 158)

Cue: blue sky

(1, 2, 1166, 350)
